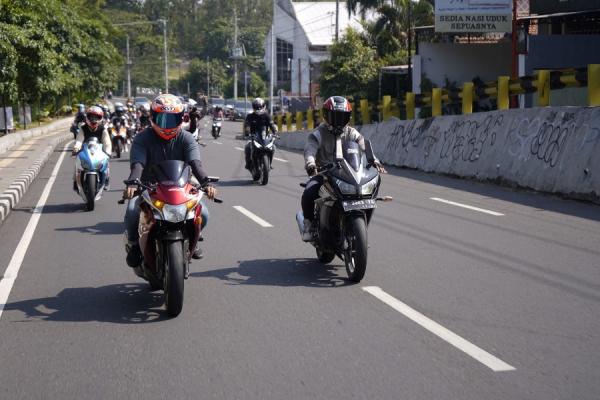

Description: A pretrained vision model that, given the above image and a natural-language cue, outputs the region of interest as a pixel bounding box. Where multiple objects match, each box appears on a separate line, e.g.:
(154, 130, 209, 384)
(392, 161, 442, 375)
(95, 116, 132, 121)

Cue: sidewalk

(0, 118, 72, 224)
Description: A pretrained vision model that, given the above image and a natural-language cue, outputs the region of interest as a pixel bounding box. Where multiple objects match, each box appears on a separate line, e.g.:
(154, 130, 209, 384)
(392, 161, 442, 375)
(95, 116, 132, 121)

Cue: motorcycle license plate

(342, 199, 376, 211)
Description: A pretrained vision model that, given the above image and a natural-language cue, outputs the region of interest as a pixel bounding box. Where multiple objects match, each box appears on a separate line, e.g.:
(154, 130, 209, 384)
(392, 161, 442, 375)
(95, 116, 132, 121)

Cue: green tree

(319, 28, 381, 100)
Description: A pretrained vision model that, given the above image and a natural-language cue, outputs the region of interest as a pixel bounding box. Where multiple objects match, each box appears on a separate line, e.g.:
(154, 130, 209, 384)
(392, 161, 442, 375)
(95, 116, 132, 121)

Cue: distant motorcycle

(74, 137, 109, 211)
(119, 160, 221, 317)
(109, 120, 128, 158)
(211, 118, 222, 139)
(248, 129, 276, 185)
(295, 138, 391, 282)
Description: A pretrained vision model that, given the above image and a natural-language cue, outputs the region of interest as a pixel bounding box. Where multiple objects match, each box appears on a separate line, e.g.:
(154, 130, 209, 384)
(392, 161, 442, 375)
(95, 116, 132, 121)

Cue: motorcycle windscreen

(342, 140, 362, 172)
(150, 160, 190, 187)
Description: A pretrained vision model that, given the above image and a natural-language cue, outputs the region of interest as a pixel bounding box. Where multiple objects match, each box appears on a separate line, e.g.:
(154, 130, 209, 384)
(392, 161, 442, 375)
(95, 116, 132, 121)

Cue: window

(276, 38, 293, 83)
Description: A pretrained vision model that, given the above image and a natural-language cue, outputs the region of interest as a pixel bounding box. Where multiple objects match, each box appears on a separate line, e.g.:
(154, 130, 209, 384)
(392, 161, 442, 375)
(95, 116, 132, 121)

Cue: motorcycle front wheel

(344, 215, 368, 282)
(85, 174, 96, 211)
(164, 241, 185, 317)
(260, 154, 270, 185)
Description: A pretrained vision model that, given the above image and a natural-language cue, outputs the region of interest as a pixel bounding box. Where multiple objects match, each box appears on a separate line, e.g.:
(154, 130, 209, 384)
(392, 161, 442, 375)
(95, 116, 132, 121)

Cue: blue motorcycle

(74, 137, 110, 211)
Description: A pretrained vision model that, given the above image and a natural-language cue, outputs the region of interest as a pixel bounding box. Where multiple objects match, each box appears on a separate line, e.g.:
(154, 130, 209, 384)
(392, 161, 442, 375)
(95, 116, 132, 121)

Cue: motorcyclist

(111, 102, 130, 127)
(213, 106, 224, 120)
(72, 106, 112, 190)
(137, 104, 151, 130)
(122, 94, 217, 267)
(244, 97, 278, 170)
(70, 104, 86, 139)
(182, 105, 201, 136)
(301, 96, 386, 241)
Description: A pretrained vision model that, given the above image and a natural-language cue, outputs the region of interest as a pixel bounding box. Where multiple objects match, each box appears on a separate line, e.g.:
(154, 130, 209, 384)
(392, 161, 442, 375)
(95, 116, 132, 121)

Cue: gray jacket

(304, 123, 366, 168)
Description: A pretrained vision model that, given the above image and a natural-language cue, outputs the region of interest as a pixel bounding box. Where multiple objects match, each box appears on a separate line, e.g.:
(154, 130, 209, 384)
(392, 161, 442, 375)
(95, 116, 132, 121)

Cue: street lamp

(113, 19, 169, 94)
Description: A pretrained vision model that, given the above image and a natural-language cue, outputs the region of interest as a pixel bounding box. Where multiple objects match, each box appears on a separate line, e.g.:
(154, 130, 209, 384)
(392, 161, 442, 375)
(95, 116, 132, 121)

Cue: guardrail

(275, 64, 600, 132)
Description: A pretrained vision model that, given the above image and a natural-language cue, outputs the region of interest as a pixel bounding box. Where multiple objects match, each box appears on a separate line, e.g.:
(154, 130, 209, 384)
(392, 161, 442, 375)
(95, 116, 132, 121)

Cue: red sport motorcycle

(120, 160, 221, 317)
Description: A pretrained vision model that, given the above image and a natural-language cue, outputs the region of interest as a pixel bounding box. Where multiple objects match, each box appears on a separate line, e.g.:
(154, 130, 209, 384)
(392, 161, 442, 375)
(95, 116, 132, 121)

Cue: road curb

(0, 132, 72, 225)
(0, 118, 72, 155)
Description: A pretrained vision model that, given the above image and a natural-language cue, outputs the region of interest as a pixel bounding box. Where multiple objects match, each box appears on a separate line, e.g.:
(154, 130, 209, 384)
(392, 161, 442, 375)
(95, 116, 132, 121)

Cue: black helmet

(252, 97, 265, 112)
(322, 96, 352, 132)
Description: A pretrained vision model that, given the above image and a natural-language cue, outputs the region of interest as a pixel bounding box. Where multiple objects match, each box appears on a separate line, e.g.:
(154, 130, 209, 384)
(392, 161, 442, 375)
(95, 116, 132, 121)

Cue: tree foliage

(0, 0, 121, 104)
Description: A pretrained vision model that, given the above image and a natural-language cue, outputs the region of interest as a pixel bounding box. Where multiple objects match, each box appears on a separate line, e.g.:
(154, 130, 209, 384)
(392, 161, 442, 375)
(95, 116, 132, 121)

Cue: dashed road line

(233, 206, 273, 228)
(273, 157, 288, 163)
(234, 146, 244, 151)
(362, 286, 515, 372)
(430, 197, 504, 216)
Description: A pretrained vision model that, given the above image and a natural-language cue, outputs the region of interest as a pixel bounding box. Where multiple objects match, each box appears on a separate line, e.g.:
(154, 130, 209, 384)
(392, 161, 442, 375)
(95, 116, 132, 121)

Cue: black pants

(301, 176, 323, 221)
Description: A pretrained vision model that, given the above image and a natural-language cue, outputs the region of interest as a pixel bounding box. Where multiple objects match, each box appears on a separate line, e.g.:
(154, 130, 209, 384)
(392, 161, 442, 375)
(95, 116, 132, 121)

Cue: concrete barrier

(0, 117, 72, 155)
(276, 107, 600, 202)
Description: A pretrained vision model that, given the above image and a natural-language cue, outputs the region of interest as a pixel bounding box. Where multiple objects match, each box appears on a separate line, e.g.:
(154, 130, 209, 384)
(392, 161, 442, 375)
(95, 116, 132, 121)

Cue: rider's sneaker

(302, 220, 314, 242)
(192, 244, 203, 259)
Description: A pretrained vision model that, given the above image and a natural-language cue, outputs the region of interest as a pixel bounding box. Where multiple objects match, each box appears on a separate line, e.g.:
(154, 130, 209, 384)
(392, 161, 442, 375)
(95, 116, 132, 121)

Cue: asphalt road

(0, 119, 598, 400)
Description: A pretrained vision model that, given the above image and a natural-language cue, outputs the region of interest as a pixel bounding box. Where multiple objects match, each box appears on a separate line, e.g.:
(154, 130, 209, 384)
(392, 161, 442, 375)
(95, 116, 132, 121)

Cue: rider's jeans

(125, 196, 209, 243)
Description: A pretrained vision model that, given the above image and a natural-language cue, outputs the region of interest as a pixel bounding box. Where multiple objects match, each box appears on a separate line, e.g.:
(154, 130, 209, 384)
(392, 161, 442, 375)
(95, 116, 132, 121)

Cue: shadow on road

(191, 258, 352, 288)
(2, 283, 168, 324)
(55, 221, 123, 235)
(216, 179, 254, 187)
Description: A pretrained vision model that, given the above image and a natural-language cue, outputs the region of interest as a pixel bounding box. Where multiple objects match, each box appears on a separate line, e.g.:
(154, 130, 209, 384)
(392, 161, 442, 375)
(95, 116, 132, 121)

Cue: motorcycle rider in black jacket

(244, 97, 278, 170)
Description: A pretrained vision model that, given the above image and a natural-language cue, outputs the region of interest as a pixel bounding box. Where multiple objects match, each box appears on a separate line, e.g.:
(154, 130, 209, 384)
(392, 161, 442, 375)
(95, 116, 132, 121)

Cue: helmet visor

(152, 112, 184, 129)
(328, 110, 351, 129)
(86, 114, 102, 123)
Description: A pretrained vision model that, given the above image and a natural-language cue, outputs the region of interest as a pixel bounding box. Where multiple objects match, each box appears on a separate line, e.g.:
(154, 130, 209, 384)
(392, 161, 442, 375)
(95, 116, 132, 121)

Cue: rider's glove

(305, 163, 317, 177)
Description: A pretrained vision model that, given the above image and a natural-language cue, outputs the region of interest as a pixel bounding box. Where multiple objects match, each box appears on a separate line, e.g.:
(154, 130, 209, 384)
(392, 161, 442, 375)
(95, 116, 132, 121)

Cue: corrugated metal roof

(291, 2, 369, 46)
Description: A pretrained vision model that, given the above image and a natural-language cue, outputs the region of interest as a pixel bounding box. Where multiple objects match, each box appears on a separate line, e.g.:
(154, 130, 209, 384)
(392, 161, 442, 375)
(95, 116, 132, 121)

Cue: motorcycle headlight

(253, 140, 262, 149)
(335, 178, 356, 195)
(360, 175, 379, 195)
(161, 204, 188, 223)
(266, 141, 274, 149)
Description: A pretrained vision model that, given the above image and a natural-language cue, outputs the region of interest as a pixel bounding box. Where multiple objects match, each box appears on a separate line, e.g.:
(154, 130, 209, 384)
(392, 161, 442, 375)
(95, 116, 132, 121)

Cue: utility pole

(233, 6, 239, 100)
(244, 69, 248, 116)
(335, 0, 340, 41)
(161, 19, 168, 93)
(206, 56, 210, 99)
(126, 35, 131, 99)
(270, 0, 276, 114)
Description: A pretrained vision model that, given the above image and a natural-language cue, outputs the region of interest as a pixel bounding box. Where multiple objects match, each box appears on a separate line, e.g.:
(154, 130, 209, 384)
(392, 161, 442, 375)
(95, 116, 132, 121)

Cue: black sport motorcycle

(248, 129, 277, 185)
(296, 138, 391, 282)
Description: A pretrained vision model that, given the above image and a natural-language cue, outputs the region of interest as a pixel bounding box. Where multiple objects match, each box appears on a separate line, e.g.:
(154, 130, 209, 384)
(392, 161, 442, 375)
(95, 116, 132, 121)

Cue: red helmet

(85, 106, 104, 130)
(150, 94, 185, 140)
(322, 96, 352, 131)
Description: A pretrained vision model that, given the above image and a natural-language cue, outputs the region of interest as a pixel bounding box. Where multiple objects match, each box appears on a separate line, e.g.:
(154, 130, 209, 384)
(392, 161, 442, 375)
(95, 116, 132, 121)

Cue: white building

(264, 0, 370, 99)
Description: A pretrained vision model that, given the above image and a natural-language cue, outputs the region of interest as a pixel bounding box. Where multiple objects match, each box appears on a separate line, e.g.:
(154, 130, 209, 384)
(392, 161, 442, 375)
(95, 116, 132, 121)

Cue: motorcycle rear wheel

(85, 175, 96, 211)
(344, 215, 368, 282)
(164, 241, 185, 317)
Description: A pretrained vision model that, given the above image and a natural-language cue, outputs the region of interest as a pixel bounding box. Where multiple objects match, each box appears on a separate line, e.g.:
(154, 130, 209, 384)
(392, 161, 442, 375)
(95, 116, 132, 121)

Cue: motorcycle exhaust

(295, 211, 305, 236)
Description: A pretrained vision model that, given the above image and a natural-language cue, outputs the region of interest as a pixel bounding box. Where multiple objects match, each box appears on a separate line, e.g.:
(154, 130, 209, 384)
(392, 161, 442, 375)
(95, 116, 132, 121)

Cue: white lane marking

(362, 286, 515, 372)
(0, 142, 73, 320)
(430, 197, 504, 216)
(273, 157, 288, 163)
(233, 206, 273, 228)
(234, 147, 244, 151)
(213, 141, 223, 145)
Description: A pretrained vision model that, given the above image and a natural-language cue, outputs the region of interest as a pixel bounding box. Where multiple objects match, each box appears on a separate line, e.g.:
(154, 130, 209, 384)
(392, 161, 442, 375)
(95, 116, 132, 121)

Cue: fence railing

(275, 64, 600, 132)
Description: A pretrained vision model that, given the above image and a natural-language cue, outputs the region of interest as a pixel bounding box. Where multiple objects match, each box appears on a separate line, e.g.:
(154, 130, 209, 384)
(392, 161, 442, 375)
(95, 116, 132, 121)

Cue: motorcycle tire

(316, 248, 335, 264)
(164, 241, 185, 317)
(261, 154, 270, 185)
(85, 174, 96, 211)
(115, 141, 121, 158)
(344, 215, 368, 282)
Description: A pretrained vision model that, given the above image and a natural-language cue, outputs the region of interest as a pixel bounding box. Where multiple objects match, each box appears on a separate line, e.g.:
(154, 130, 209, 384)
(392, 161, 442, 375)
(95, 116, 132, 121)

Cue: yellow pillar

(432, 88, 442, 117)
(406, 92, 415, 120)
(588, 64, 600, 106)
(307, 109, 314, 130)
(360, 99, 370, 124)
(276, 114, 283, 132)
(382, 95, 392, 121)
(462, 82, 474, 114)
(537, 70, 550, 107)
(295, 111, 303, 131)
(497, 76, 510, 110)
(286, 112, 292, 132)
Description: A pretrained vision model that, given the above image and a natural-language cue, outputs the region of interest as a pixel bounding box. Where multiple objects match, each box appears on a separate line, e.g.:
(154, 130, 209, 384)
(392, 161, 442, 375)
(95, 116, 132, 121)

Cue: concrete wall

(277, 107, 600, 201)
(418, 42, 512, 89)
